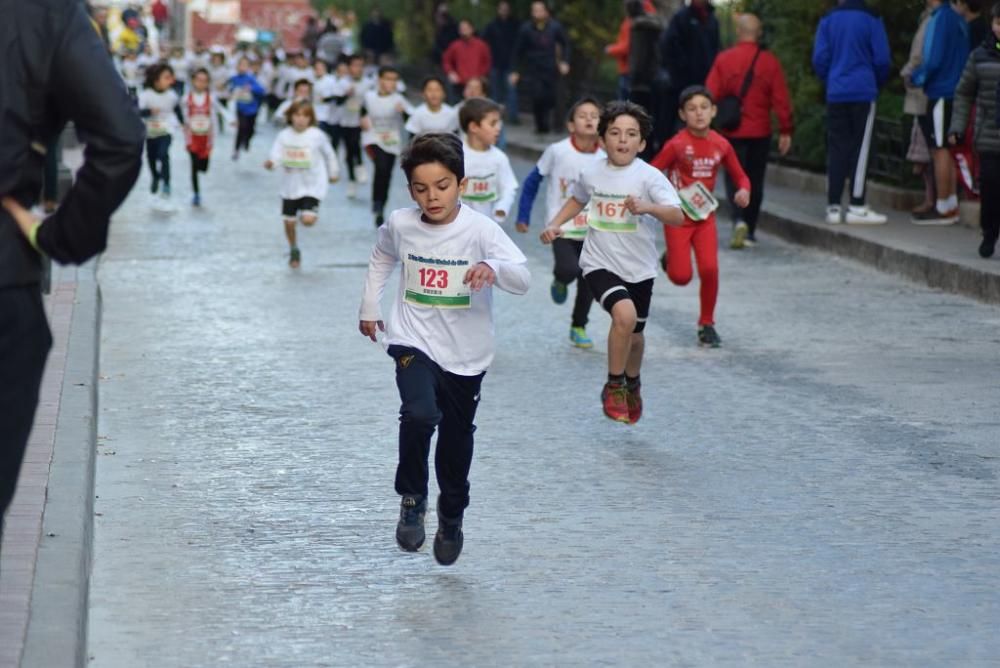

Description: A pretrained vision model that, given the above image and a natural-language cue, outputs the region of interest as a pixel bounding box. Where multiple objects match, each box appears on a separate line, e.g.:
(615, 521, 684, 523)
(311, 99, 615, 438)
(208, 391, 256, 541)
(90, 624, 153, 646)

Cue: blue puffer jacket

(812, 0, 891, 103)
(911, 3, 970, 100)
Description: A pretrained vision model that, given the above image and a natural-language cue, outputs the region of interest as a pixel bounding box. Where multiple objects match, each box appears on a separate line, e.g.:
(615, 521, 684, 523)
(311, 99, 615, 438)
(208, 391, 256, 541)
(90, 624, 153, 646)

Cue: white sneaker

(845, 205, 887, 225)
(356, 165, 368, 184)
(825, 205, 842, 224)
(346, 182, 357, 199)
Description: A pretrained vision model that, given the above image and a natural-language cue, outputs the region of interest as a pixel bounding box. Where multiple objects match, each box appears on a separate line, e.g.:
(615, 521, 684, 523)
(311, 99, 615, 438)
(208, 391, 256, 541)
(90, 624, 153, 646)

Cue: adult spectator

(606, 0, 656, 100)
(1, 0, 143, 559)
(659, 0, 720, 137)
(431, 3, 459, 67)
(316, 20, 347, 65)
(954, 0, 988, 50)
(509, 1, 571, 135)
(902, 5, 936, 218)
(442, 20, 492, 101)
(483, 1, 521, 122)
(361, 8, 395, 64)
(706, 13, 793, 248)
(812, 0, 891, 225)
(151, 0, 168, 38)
(301, 16, 320, 56)
(910, 0, 970, 224)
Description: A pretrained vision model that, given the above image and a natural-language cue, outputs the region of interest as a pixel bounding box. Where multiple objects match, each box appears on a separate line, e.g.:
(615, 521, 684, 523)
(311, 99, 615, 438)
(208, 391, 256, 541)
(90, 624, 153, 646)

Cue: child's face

(291, 111, 311, 132)
(294, 83, 312, 100)
(679, 94, 716, 133)
(463, 79, 484, 99)
(423, 81, 446, 108)
(336, 62, 349, 77)
(348, 59, 364, 78)
(468, 111, 503, 147)
(238, 58, 250, 74)
(993, 16, 1000, 41)
(314, 61, 328, 77)
(408, 161, 466, 224)
(155, 70, 175, 91)
(600, 114, 645, 166)
(378, 72, 399, 94)
(192, 72, 209, 92)
(568, 103, 600, 138)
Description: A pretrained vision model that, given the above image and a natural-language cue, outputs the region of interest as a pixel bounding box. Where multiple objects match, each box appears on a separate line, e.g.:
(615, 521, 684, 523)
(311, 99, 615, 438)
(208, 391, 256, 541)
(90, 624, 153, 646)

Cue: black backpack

(714, 47, 762, 132)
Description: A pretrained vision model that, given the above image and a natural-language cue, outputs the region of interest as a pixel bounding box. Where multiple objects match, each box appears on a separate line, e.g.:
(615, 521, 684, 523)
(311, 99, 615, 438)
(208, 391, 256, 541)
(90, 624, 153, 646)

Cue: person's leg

(159, 136, 172, 191)
(344, 127, 361, 181)
(434, 370, 484, 520)
(245, 112, 259, 151)
(691, 219, 720, 327)
(146, 138, 160, 191)
(846, 101, 877, 207)
(551, 237, 579, 286)
(0, 288, 52, 545)
(569, 240, 592, 329)
(742, 137, 772, 237)
(390, 346, 441, 502)
(663, 223, 695, 287)
(607, 299, 637, 376)
(725, 138, 752, 224)
(826, 103, 853, 208)
(189, 152, 200, 195)
(978, 153, 1000, 256)
(371, 147, 395, 222)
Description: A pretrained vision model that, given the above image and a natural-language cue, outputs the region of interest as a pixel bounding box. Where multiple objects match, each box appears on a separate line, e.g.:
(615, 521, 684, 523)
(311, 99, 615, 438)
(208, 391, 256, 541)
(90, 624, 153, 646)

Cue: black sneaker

(432, 501, 464, 566)
(979, 238, 996, 258)
(698, 325, 721, 348)
(395, 495, 427, 552)
(660, 252, 668, 274)
(375, 213, 385, 228)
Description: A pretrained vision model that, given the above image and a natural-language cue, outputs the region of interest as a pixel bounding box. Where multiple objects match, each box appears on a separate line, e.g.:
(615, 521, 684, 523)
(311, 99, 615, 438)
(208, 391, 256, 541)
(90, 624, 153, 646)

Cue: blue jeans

(491, 67, 519, 121)
(617, 75, 631, 101)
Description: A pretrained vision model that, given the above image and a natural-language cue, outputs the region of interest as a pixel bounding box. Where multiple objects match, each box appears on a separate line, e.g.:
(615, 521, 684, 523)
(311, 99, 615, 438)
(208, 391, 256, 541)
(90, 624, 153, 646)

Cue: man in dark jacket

(509, 1, 571, 134)
(0, 0, 144, 552)
(483, 1, 521, 122)
(659, 0, 720, 138)
(360, 8, 395, 64)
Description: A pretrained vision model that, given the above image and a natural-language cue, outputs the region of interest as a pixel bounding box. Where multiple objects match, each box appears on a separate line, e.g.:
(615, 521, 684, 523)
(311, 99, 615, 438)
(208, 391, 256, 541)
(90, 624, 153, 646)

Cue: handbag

(714, 47, 762, 132)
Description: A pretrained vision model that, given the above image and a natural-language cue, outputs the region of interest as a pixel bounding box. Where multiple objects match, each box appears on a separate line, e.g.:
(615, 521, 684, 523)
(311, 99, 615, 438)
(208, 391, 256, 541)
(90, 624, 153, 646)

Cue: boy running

(228, 56, 266, 160)
(405, 76, 461, 136)
(517, 97, 605, 348)
(361, 66, 413, 227)
(358, 133, 530, 565)
(650, 86, 751, 348)
(458, 97, 518, 223)
(541, 101, 683, 424)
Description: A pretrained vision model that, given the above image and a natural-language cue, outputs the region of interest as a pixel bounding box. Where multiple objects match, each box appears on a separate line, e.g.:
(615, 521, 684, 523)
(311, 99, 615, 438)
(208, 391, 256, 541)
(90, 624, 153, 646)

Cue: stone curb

(20, 262, 101, 668)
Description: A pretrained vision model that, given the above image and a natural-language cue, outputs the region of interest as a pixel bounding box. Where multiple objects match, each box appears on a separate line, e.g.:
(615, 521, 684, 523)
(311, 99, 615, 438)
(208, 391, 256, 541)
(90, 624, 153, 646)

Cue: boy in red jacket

(650, 86, 751, 348)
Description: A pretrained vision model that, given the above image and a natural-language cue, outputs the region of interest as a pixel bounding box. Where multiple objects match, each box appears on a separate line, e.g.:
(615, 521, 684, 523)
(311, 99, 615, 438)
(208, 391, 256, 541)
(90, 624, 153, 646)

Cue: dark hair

(566, 96, 602, 123)
(378, 65, 400, 78)
(191, 67, 210, 81)
(625, 0, 645, 18)
(961, 0, 984, 12)
(598, 100, 653, 139)
(421, 76, 448, 92)
(459, 97, 503, 131)
(347, 53, 365, 65)
(992, 0, 1000, 19)
(144, 63, 174, 89)
(401, 133, 465, 183)
(679, 85, 714, 108)
(285, 99, 317, 126)
(293, 78, 313, 92)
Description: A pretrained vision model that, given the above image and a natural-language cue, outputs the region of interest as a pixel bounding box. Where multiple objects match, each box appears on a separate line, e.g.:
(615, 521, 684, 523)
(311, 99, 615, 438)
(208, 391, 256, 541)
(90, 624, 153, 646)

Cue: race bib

(560, 204, 590, 240)
(462, 174, 498, 203)
(345, 97, 362, 114)
(403, 254, 472, 309)
(587, 193, 637, 233)
(235, 87, 254, 103)
(189, 115, 212, 135)
(146, 117, 169, 137)
(282, 146, 311, 169)
(375, 126, 400, 147)
(678, 182, 719, 222)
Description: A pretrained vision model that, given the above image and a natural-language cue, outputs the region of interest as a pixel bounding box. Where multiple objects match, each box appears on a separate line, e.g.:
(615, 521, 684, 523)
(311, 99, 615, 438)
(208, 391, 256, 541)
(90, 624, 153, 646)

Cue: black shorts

(584, 269, 654, 333)
(281, 197, 320, 218)
(919, 98, 953, 150)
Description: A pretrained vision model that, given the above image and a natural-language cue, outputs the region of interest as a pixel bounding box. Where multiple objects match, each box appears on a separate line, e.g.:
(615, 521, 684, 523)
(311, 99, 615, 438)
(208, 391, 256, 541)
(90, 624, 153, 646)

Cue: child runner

(274, 79, 315, 123)
(228, 56, 266, 161)
(458, 97, 518, 223)
(333, 54, 370, 195)
(358, 133, 530, 565)
(362, 65, 413, 227)
(265, 101, 340, 268)
(313, 59, 339, 148)
(405, 76, 460, 136)
(650, 86, 751, 348)
(540, 101, 683, 424)
(184, 68, 231, 207)
(138, 63, 182, 204)
(516, 97, 605, 349)
(168, 45, 190, 97)
(208, 50, 232, 134)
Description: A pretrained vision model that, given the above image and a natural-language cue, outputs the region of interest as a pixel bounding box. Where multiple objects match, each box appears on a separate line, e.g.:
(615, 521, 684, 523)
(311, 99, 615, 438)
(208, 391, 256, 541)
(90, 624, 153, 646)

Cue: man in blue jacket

(911, 0, 970, 225)
(812, 0, 891, 225)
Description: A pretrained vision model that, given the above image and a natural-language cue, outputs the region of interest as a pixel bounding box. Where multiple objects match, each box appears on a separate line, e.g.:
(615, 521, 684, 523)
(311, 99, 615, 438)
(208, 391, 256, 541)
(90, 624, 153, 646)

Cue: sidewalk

(503, 124, 1000, 305)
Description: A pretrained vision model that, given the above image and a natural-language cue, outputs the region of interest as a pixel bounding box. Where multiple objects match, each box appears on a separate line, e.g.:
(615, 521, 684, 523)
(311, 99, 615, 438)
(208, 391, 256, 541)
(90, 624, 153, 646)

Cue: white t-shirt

(359, 205, 531, 376)
(169, 56, 190, 82)
(138, 88, 180, 138)
(279, 65, 314, 98)
(313, 73, 339, 125)
(268, 126, 340, 201)
(336, 76, 370, 128)
(209, 65, 233, 97)
(536, 137, 606, 225)
(362, 91, 413, 155)
(461, 142, 518, 222)
(572, 159, 681, 283)
(405, 103, 460, 136)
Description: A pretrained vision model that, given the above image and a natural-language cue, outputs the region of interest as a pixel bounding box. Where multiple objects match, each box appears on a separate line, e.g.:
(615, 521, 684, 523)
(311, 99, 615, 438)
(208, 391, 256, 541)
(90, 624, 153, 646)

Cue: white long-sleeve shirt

(461, 142, 518, 222)
(268, 126, 340, 200)
(359, 205, 530, 376)
(362, 90, 413, 155)
(138, 88, 181, 138)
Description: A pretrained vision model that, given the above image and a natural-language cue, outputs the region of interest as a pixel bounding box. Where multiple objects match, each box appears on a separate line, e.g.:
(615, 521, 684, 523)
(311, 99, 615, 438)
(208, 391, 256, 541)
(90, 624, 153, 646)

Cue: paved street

(88, 124, 1000, 667)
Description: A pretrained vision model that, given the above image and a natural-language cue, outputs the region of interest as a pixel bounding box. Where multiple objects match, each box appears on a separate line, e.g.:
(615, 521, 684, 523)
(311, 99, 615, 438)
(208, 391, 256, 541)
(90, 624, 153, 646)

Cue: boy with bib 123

(517, 97, 605, 349)
(358, 133, 530, 565)
(541, 101, 684, 424)
(458, 97, 518, 223)
(650, 86, 751, 348)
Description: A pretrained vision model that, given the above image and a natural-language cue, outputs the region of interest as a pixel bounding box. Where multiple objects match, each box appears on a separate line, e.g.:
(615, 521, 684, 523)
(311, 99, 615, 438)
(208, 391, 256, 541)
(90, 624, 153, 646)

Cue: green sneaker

(698, 324, 721, 348)
(569, 326, 593, 349)
(550, 280, 568, 304)
(730, 221, 748, 250)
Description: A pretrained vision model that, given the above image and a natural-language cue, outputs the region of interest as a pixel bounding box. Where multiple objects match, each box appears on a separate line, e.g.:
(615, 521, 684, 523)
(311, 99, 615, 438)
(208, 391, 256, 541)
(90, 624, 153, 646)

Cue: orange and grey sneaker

(626, 382, 642, 424)
(601, 382, 630, 423)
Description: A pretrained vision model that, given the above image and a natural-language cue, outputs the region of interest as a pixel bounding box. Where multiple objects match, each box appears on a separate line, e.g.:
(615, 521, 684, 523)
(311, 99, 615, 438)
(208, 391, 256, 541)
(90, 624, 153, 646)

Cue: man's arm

(949, 54, 978, 141)
(872, 17, 891, 87)
(811, 18, 831, 82)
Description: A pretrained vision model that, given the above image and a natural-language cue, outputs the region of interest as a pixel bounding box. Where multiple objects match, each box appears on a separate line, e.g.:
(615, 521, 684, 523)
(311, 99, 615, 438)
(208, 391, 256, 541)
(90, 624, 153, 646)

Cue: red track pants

(663, 217, 719, 326)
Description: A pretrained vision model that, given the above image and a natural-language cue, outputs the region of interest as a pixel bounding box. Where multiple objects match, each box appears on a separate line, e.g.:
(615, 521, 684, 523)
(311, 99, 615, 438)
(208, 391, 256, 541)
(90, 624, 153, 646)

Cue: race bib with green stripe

(587, 193, 637, 233)
(404, 254, 472, 309)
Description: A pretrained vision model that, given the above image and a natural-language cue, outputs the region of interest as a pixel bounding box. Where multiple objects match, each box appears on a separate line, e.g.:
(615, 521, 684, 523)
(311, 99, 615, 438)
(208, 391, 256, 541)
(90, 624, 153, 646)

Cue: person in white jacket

(457, 97, 518, 223)
(358, 133, 529, 566)
(265, 100, 340, 268)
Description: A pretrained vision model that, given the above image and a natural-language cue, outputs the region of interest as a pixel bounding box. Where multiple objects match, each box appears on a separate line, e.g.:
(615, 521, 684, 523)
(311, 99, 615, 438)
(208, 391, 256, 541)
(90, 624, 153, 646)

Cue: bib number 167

(419, 268, 449, 289)
(594, 199, 628, 220)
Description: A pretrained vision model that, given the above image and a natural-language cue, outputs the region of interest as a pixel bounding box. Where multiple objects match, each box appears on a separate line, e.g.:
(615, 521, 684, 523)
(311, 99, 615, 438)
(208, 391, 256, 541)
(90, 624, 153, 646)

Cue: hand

(508, 72, 520, 86)
(463, 262, 496, 291)
(734, 189, 751, 208)
(623, 195, 646, 215)
(329, 176, 339, 184)
(360, 117, 372, 131)
(263, 160, 274, 170)
(395, 102, 405, 113)
(1, 196, 40, 242)
(359, 320, 385, 342)
(948, 132, 961, 146)
(515, 222, 529, 233)
(447, 72, 461, 85)
(539, 224, 562, 244)
(494, 210, 506, 220)
(778, 133, 792, 156)
(558, 61, 570, 77)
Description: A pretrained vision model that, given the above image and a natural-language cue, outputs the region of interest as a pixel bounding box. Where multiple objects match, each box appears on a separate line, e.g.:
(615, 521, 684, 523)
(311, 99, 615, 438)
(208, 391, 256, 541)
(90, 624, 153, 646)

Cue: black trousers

(527, 76, 556, 133)
(341, 126, 362, 181)
(146, 135, 171, 187)
(725, 136, 771, 236)
(389, 345, 484, 519)
(368, 144, 396, 215)
(980, 153, 1000, 243)
(552, 238, 593, 328)
(235, 112, 257, 152)
(826, 101, 876, 207)
(189, 152, 209, 194)
(0, 287, 52, 545)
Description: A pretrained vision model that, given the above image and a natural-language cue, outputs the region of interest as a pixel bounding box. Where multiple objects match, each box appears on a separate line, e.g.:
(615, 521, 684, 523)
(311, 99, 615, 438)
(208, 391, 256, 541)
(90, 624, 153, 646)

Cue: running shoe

(550, 280, 568, 304)
(569, 326, 593, 349)
(844, 205, 887, 225)
(730, 221, 749, 250)
(825, 205, 842, 225)
(356, 164, 369, 183)
(289, 247, 301, 269)
(396, 495, 427, 552)
(601, 383, 630, 423)
(911, 208, 958, 226)
(346, 182, 357, 199)
(375, 213, 384, 228)
(660, 252, 668, 274)
(192, 193, 201, 207)
(432, 500, 463, 566)
(162, 183, 171, 197)
(698, 325, 721, 348)
(980, 238, 996, 258)
(626, 383, 642, 424)
(150, 177, 159, 195)
(743, 237, 757, 248)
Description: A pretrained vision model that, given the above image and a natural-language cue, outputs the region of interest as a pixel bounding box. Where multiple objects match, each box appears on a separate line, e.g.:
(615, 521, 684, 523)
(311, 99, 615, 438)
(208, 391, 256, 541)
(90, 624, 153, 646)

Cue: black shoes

(979, 238, 996, 259)
(433, 501, 464, 566)
(698, 324, 722, 348)
(395, 495, 427, 552)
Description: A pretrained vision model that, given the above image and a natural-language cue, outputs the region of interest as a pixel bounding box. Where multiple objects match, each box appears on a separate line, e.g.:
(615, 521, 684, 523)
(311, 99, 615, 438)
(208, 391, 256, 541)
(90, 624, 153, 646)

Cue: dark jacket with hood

(660, 2, 720, 92)
(629, 12, 664, 93)
(951, 36, 1000, 155)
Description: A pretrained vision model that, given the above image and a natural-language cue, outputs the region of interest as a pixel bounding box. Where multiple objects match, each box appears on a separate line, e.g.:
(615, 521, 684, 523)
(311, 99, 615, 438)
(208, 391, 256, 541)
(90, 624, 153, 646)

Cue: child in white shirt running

(541, 101, 684, 425)
(405, 76, 460, 137)
(265, 101, 340, 268)
(333, 54, 371, 196)
(458, 97, 518, 223)
(358, 133, 530, 566)
(138, 63, 182, 203)
(361, 66, 413, 227)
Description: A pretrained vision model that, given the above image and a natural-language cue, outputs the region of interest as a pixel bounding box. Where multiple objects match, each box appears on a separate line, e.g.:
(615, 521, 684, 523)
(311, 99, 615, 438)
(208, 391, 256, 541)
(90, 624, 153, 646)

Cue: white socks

(936, 195, 958, 213)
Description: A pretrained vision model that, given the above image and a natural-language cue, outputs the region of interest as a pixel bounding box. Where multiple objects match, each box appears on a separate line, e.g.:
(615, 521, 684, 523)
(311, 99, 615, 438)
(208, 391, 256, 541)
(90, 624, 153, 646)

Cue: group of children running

(354, 82, 751, 565)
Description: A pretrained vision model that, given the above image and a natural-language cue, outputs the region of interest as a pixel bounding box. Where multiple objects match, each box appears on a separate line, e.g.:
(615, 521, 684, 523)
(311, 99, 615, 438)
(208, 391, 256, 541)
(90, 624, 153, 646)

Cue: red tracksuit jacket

(705, 42, 794, 140)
